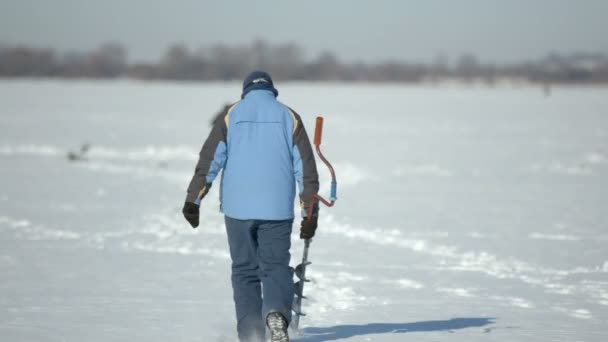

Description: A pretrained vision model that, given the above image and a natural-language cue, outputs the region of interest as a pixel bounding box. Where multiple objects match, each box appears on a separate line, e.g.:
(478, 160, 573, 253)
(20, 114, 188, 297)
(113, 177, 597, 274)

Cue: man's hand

(300, 216, 318, 239)
(182, 202, 200, 228)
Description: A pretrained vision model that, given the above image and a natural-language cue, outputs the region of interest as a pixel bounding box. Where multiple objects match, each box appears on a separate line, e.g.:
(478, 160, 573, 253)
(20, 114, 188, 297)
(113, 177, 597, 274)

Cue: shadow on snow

(295, 317, 496, 341)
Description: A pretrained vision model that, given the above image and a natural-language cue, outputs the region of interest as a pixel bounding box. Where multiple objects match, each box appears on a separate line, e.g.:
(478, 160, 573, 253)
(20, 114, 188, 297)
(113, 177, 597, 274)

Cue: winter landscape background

(0, 80, 607, 341)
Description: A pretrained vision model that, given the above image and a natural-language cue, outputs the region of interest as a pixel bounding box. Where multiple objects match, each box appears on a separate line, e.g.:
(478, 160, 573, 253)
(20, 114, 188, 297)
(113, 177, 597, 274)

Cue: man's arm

(185, 105, 231, 205)
(289, 108, 320, 218)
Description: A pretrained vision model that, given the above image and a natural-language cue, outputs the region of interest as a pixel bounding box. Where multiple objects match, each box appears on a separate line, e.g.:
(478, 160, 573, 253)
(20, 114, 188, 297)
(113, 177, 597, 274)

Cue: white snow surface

(1, 80, 607, 341)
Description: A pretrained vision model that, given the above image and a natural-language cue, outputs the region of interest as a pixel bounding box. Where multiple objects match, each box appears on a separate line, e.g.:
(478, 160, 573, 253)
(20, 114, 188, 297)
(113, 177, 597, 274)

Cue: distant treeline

(1, 40, 608, 84)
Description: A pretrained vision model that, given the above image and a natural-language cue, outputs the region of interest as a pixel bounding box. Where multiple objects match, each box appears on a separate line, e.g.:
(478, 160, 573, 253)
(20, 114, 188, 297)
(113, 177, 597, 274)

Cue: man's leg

(225, 216, 265, 341)
(256, 219, 294, 324)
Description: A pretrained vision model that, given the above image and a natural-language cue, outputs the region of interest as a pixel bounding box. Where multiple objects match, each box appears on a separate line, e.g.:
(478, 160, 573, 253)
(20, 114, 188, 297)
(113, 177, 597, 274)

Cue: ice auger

(292, 116, 338, 332)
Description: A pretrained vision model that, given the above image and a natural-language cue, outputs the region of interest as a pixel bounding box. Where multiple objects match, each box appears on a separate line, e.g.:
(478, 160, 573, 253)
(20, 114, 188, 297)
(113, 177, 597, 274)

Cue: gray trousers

(225, 216, 294, 341)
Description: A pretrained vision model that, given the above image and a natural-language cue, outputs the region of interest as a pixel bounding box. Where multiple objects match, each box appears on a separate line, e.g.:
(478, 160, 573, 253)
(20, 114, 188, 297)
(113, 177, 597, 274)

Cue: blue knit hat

(242, 71, 279, 99)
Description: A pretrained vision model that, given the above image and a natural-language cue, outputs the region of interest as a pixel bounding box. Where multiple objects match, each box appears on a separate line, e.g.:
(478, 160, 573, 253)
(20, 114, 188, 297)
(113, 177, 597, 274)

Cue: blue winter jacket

(186, 89, 319, 220)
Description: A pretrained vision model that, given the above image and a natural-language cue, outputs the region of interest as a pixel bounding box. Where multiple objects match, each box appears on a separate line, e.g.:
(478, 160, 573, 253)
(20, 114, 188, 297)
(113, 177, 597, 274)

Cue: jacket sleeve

(185, 106, 231, 204)
(289, 108, 320, 217)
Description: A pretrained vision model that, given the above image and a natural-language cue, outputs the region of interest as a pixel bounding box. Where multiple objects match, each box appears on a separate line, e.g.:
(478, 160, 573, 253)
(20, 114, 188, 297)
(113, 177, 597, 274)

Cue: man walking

(182, 71, 320, 342)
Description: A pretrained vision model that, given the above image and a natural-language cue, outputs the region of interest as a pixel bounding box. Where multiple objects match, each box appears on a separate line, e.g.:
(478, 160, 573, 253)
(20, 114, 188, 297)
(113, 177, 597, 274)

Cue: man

(182, 71, 320, 342)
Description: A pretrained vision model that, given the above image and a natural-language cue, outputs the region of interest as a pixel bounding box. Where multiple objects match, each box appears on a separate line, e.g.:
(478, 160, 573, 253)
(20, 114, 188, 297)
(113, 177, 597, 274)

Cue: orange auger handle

(307, 116, 337, 219)
(314, 117, 324, 146)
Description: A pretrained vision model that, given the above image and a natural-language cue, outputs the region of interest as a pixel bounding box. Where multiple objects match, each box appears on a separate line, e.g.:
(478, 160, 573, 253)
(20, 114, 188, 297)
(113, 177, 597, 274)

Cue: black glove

(300, 216, 318, 239)
(182, 202, 200, 228)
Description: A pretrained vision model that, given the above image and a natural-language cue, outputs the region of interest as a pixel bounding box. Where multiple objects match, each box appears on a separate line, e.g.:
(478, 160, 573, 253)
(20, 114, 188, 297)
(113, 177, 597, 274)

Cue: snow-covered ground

(1, 80, 607, 341)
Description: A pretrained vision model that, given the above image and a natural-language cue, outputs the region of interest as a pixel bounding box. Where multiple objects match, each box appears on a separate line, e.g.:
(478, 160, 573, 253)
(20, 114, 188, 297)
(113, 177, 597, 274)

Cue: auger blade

(294, 262, 311, 281)
(294, 281, 308, 298)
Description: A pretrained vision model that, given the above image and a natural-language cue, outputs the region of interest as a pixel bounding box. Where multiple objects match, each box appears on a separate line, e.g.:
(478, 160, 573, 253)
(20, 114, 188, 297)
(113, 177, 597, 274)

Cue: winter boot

(266, 312, 289, 342)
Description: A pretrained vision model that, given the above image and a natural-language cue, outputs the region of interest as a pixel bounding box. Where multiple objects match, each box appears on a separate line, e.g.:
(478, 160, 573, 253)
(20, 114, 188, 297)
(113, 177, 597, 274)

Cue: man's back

(184, 70, 319, 226)
(222, 89, 298, 220)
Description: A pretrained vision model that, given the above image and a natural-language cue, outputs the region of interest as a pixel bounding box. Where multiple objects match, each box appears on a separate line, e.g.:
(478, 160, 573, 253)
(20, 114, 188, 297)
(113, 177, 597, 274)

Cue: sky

(1, 0, 607, 64)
